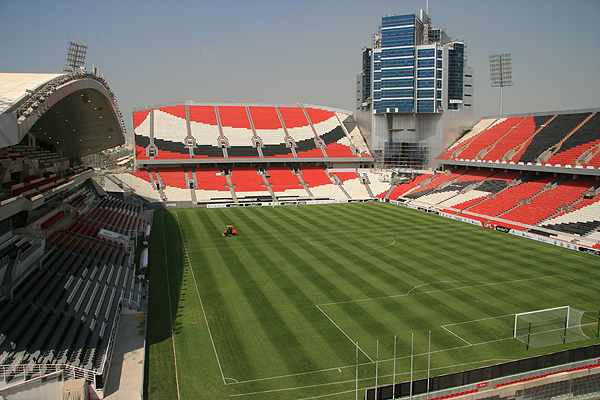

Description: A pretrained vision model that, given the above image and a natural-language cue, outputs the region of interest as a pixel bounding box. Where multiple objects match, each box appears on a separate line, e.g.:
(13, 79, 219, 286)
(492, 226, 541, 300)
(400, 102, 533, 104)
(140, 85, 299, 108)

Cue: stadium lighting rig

(489, 53, 513, 116)
(63, 41, 88, 72)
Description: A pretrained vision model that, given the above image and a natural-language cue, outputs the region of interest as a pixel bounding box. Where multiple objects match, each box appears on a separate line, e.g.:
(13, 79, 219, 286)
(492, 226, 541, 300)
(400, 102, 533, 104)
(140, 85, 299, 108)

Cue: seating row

(391, 168, 600, 241)
(0, 194, 146, 385)
(134, 105, 362, 161)
(439, 112, 600, 167)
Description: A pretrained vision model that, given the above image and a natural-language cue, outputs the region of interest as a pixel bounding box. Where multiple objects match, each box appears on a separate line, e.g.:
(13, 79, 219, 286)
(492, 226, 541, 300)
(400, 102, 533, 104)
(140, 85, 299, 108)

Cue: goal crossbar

(513, 306, 570, 338)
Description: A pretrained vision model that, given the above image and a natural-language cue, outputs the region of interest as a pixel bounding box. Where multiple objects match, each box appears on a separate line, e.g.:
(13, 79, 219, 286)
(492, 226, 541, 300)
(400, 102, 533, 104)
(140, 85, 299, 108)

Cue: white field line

(441, 325, 472, 346)
(406, 280, 490, 295)
(229, 357, 517, 398)
(225, 311, 595, 397)
(316, 305, 374, 363)
(441, 312, 599, 348)
(227, 363, 363, 386)
(221, 208, 233, 219)
(225, 274, 597, 390)
(317, 275, 560, 307)
(175, 211, 229, 385)
(167, 215, 599, 396)
(228, 376, 360, 397)
(162, 212, 181, 400)
(223, 317, 599, 395)
(559, 274, 600, 291)
(443, 313, 515, 327)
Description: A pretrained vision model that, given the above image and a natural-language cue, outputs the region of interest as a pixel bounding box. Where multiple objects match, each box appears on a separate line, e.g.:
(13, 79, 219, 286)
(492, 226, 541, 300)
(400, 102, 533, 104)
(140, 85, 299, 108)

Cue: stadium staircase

(537, 113, 596, 163)
(224, 173, 238, 202)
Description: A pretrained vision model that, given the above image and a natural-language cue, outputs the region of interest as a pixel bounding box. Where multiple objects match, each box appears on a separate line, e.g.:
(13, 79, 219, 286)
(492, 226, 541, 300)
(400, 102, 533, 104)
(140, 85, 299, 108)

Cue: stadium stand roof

(0, 72, 126, 160)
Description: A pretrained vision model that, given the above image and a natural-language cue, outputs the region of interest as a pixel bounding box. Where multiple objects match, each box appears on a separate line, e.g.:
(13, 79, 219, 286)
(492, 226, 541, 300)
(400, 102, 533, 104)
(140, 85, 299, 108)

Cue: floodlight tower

(489, 53, 512, 116)
(63, 41, 88, 72)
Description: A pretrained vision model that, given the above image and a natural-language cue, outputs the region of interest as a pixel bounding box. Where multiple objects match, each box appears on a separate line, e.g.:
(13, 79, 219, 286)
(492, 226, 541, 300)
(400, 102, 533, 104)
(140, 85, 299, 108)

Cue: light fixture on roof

(489, 53, 513, 116)
(63, 42, 88, 72)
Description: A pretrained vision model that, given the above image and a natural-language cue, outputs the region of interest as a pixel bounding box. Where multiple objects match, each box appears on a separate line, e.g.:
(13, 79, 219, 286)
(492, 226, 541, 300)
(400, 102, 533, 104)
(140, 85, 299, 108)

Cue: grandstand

(3, 68, 599, 400)
(111, 102, 377, 205)
(115, 103, 600, 251)
(1, 31, 599, 400)
(0, 72, 148, 399)
(123, 104, 600, 400)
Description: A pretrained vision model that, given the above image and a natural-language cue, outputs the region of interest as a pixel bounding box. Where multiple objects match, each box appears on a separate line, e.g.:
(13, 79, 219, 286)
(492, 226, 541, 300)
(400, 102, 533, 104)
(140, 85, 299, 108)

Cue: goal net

(514, 306, 588, 348)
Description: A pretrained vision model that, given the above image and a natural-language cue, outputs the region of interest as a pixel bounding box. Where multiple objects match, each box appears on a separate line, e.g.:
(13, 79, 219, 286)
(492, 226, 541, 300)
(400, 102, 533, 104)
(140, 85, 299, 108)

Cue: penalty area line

(316, 305, 374, 363)
(441, 325, 472, 346)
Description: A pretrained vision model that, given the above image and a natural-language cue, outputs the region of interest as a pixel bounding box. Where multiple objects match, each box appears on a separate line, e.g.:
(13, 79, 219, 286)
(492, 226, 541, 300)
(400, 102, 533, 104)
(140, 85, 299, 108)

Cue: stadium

(1, 6, 600, 400)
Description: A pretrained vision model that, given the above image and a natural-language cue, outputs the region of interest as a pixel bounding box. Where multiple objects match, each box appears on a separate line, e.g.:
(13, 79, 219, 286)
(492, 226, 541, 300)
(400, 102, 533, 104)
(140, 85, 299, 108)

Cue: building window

(417, 48, 435, 58)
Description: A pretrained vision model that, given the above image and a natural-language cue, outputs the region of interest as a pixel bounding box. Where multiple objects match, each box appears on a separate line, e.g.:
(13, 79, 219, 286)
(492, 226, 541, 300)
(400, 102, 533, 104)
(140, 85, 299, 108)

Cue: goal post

(514, 306, 570, 338)
(514, 306, 588, 348)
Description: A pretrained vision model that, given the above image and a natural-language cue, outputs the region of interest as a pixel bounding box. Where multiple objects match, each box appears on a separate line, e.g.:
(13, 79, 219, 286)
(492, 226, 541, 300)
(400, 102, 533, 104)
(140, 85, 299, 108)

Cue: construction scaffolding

(379, 141, 428, 169)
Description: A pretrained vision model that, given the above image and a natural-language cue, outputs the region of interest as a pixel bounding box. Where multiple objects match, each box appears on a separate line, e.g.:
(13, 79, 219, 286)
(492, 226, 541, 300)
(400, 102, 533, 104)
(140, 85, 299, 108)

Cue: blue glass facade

(371, 12, 467, 114)
(374, 14, 417, 113)
(357, 9, 473, 169)
(447, 42, 465, 109)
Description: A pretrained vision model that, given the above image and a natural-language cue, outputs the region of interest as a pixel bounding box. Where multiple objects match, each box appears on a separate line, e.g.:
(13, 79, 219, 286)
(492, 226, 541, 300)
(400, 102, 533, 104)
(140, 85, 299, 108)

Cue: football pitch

(145, 202, 600, 400)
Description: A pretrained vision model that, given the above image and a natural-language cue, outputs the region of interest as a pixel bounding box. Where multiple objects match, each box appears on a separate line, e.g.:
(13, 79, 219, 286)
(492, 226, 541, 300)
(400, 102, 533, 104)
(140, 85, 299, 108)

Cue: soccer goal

(514, 306, 589, 348)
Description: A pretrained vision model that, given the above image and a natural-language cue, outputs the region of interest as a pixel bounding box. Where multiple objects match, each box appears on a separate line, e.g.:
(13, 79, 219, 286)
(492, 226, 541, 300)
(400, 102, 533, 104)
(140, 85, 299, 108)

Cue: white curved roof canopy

(0, 73, 63, 113)
(0, 72, 126, 159)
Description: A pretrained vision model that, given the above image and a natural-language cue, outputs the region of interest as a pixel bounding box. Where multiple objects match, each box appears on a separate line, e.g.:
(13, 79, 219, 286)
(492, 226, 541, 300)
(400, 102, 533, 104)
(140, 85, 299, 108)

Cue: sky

(1, 0, 599, 138)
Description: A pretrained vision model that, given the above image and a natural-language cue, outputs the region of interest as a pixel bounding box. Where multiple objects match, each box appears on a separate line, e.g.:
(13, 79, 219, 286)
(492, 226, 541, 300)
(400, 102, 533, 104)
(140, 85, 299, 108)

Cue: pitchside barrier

(387, 199, 600, 258)
(366, 343, 600, 400)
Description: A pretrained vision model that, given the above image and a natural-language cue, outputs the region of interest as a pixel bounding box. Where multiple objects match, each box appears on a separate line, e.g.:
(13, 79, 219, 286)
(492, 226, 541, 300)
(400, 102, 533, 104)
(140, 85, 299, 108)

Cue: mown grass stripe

(146, 203, 600, 399)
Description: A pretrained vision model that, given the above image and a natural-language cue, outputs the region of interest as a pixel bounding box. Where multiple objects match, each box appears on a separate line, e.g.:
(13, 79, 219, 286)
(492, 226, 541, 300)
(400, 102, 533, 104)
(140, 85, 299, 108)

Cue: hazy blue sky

(1, 0, 599, 138)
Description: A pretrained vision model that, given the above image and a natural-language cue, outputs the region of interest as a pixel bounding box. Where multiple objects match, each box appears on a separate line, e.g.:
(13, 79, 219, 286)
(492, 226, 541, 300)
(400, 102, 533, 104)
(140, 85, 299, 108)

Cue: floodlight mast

(489, 53, 513, 116)
(63, 41, 88, 72)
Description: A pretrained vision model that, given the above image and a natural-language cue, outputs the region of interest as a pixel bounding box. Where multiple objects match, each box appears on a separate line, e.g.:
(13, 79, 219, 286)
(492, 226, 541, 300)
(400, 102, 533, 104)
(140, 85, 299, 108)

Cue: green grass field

(145, 202, 600, 400)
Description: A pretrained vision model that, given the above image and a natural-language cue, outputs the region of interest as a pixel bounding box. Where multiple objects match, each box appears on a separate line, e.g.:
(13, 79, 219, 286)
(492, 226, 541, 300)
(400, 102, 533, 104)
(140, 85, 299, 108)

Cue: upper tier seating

(484, 117, 537, 161)
(438, 112, 600, 167)
(337, 112, 371, 157)
(189, 105, 225, 159)
(279, 107, 321, 158)
(305, 108, 356, 158)
(135, 106, 192, 160)
(248, 106, 293, 158)
(518, 113, 591, 164)
(134, 105, 368, 161)
(454, 118, 523, 160)
(218, 106, 259, 158)
(437, 120, 496, 160)
(546, 113, 600, 166)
